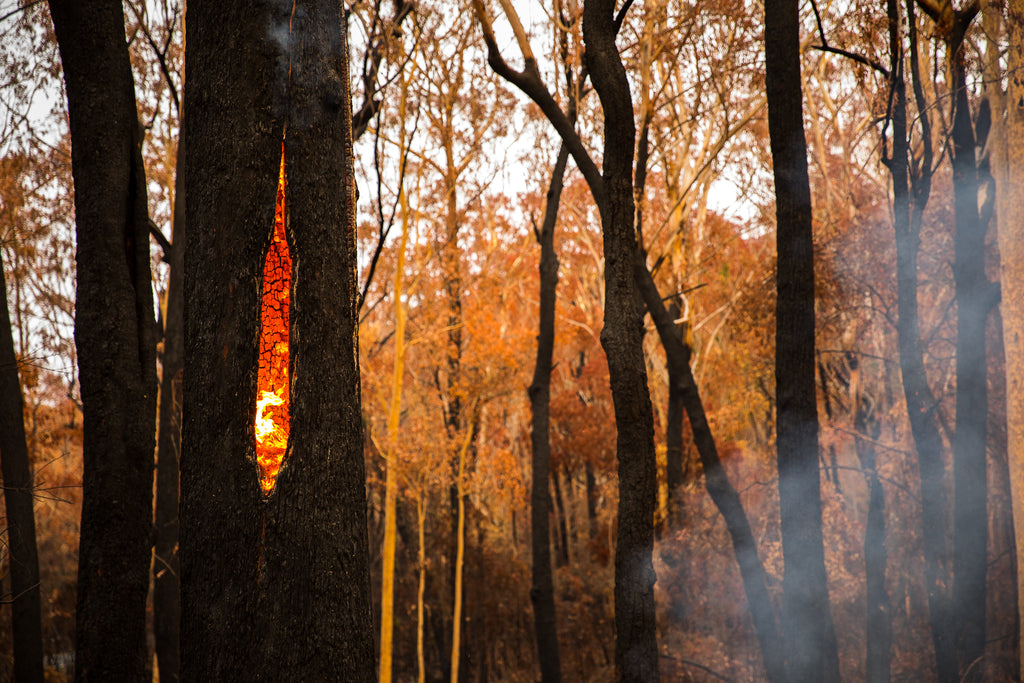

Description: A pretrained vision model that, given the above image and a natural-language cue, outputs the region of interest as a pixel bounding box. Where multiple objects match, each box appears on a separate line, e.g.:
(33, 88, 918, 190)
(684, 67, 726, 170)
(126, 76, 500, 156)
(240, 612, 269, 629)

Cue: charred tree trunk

(858, 416, 892, 683)
(634, 257, 787, 683)
(182, 2, 375, 679)
(527, 144, 569, 683)
(585, 460, 598, 538)
(0, 252, 43, 683)
(582, 3, 659, 680)
(885, 2, 956, 678)
(153, 136, 184, 683)
(850, 354, 892, 682)
(945, 8, 991, 674)
(630, 55, 783, 682)
(663, 314, 686, 506)
(551, 464, 571, 567)
(764, 0, 840, 680)
(474, 3, 663, 678)
(48, 1, 159, 679)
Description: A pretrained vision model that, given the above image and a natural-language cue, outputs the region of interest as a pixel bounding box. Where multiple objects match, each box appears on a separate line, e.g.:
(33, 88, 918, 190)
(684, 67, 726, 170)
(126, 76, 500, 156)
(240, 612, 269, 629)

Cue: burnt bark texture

(153, 137, 184, 683)
(0, 251, 44, 683)
(763, 0, 840, 680)
(582, 2, 659, 681)
(48, 1, 159, 679)
(527, 144, 569, 683)
(182, 1, 376, 679)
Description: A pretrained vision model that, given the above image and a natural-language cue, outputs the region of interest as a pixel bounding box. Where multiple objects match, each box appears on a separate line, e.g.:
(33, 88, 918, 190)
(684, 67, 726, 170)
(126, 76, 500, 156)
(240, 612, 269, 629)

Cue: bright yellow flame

(255, 144, 290, 493)
(255, 389, 285, 445)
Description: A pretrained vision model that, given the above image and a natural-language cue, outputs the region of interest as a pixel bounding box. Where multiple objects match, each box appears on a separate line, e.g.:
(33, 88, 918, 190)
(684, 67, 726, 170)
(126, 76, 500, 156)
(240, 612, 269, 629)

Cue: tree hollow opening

(255, 143, 290, 493)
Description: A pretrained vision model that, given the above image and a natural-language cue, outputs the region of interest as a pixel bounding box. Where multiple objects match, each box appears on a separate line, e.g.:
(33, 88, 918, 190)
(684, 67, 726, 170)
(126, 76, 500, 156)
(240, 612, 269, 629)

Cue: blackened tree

(764, 0, 840, 679)
(48, 0, 159, 678)
(528, 141, 570, 683)
(0, 249, 44, 682)
(912, 2, 991, 674)
(473, 1, 660, 678)
(181, 1, 376, 679)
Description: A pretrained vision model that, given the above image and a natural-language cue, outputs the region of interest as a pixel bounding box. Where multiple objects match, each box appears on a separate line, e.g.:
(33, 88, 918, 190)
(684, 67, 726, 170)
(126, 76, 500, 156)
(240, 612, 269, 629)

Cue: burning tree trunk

(0, 250, 43, 683)
(763, 0, 840, 679)
(48, 0, 159, 678)
(182, 2, 375, 679)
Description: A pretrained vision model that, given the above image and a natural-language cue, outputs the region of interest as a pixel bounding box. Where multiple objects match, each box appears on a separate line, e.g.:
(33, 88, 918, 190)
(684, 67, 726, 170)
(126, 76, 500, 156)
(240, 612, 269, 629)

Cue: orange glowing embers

(255, 145, 291, 493)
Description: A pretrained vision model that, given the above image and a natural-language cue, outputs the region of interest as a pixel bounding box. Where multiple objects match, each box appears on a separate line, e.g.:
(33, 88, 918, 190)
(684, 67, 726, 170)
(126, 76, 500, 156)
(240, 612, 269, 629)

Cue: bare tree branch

(811, 44, 889, 77)
(125, 1, 181, 117)
(472, 0, 605, 209)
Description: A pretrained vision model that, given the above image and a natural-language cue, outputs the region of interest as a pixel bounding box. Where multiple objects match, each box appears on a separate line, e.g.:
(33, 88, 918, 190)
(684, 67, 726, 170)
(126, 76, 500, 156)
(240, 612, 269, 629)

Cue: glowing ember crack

(255, 143, 290, 493)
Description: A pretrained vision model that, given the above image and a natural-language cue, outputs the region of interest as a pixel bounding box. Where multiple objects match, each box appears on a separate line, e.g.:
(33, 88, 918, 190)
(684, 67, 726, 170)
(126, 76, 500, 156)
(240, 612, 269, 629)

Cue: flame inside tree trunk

(182, 1, 375, 678)
(255, 145, 291, 493)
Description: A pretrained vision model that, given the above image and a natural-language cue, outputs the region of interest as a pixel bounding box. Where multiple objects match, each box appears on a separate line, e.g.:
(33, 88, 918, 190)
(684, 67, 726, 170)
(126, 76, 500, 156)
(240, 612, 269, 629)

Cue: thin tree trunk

(585, 461, 598, 539)
(888, 3, 957, 678)
(528, 142, 569, 683)
(664, 357, 685, 507)
(380, 94, 414, 683)
(440, 116, 467, 683)
(583, 3, 660, 680)
(0, 251, 44, 683)
(451, 422, 474, 683)
(153, 133, 183, 683)
(551, 464, 571, 567)
(48, 1, 159, 678)
(418, 492, 427, 683)
(945, 9, 991, 673)
(860, 438, 892, 683)
(764, 0, 840, 680)
(850, 355, 892, 682)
